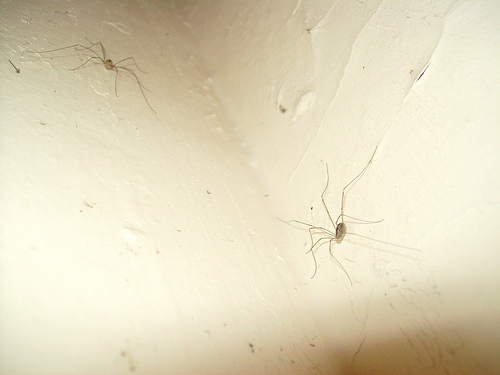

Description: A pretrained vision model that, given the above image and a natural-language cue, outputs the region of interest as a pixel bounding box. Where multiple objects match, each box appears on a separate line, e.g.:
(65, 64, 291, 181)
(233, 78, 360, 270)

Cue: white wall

(1, 0, 499, 374)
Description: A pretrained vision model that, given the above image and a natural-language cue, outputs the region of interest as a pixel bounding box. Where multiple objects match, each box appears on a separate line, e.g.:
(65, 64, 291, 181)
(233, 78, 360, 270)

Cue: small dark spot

(207, 190, 211, 194)
(310, 343, 315, 347)
(290, 359, 295, 365)
(363, 66, 365, 69)
(279, 105, 286, 113)
(249, 343, 255, 353)
(40, 121, 46, 126)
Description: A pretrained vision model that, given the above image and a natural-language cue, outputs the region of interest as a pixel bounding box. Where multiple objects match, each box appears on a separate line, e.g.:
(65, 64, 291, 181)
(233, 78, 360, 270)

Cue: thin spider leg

(66, 43, 105, 65)
(280, 217, 311, 226)
(30, 42, 105, 69)
(328, 241, 353, 286)
(307, 235, 335, 279)
(321, 165, 338, 229)
(308, 235, 353, 280)
(306, 234, 335, 255)
(335, 212, 342, 227)
(116, 66, 156, 113)
(29, 44, 100, 69)
(74, 42, 103, 54)
(277, 217, 323, 229)
(287, 219, 336, 235)
(309, 227, 336, 240)
(82, 39, 102, 49)
(117, 66, 151, 91)
(26, 44, 84, 54)
(114, 56, 148, 73)
(303, 225, 336, 257)
(112, 66, 119, 96)
(341, 147, 378, 221)
(99, 42, 106, 61)
(68, 56, 102, 71)
(309, 243, 318, 278)
(279, 215, 344, 279)
(343, 214, 383, 224)
(76, 40, 107, 61)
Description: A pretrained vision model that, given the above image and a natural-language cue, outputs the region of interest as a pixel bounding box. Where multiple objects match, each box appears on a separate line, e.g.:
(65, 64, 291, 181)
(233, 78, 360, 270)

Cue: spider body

(335, 222, 347, 244)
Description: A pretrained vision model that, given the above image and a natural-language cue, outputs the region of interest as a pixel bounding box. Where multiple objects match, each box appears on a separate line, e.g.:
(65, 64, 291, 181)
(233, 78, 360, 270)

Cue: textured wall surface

(1, 0, 499, 374)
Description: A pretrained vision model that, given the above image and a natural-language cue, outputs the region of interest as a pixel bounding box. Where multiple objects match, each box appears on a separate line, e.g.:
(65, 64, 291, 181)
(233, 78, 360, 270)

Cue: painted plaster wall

(0, 0, 499, 374)
(0, 2, 310, 374)
(184, 0, 500, 373)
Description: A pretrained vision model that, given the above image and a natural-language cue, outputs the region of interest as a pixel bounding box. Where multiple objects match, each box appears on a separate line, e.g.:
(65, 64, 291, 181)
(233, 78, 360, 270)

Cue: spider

(284, 147, 421, 285)
(284, 148, 382, 285)
(28, 40, 156, 113)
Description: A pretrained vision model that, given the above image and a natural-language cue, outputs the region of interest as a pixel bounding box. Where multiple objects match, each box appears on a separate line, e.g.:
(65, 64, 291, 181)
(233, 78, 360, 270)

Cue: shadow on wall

(330, 305, 485, 374)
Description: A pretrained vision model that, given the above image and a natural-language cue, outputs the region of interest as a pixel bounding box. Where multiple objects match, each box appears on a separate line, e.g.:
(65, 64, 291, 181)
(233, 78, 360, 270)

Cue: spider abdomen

(336, 222, 347, 244)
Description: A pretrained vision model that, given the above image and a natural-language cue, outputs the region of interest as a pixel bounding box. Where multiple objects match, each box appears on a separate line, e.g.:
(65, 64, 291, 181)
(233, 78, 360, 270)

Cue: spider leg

(343, 214, 383, 224)
(307, 232, 339, 279)
(116, 66, 157, 114)
(26, 44, 83, 54)
(114, 56, 148, 73)
(309, 237, 318, 278)
(68, 56, 101, 71)
(288, 219, 335, 235)
(28, 43, 103, 65)
(99, 42, 106, 61)
(328, 241, 353, 286)
(341, 147, 378, 218)
(118, 66, 151, 91)
(321, 164, 338, 228)
(71, 43, 105, 63)
(306, 233, 334, 255)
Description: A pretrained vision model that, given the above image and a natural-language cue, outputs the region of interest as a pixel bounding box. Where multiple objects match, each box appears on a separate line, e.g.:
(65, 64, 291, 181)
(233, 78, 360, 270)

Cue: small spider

(283, 147, 420, 285)
(283, 148, 382, 285)
(28, 40, 156, 113)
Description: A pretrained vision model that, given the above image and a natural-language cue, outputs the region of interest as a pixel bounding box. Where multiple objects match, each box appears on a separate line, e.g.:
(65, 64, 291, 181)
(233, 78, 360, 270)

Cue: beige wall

(1, 0, 499, 373)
